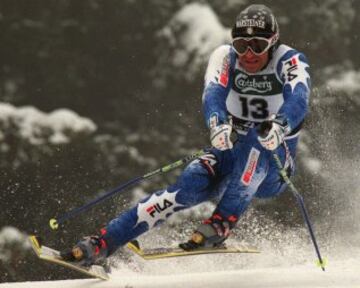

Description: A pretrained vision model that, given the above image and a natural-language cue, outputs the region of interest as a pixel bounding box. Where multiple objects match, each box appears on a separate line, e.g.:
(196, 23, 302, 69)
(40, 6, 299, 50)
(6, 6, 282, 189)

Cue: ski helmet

(231, 4, 280, 55)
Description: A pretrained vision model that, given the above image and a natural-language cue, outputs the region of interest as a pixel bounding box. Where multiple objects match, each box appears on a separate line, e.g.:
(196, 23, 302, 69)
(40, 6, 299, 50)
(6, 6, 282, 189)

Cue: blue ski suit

(102, 44, 311, 253)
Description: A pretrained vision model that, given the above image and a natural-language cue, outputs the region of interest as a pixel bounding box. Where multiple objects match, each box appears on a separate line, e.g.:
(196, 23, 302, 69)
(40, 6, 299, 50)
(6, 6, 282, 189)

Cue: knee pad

(136, 189, 184, 229)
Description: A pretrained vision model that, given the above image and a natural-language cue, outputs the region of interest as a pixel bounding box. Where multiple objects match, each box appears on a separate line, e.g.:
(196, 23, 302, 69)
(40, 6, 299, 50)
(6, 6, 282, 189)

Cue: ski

(28, 235, 110, 280)
(126, 240, 260, 260)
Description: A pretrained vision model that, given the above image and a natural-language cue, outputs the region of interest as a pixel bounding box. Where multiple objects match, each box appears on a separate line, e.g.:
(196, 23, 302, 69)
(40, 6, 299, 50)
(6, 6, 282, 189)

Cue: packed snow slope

(0, 261, 358, 288)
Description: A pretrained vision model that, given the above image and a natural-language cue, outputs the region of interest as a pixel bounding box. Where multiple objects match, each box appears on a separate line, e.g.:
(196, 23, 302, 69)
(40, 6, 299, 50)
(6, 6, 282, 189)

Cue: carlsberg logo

(235, 74, 272, 93)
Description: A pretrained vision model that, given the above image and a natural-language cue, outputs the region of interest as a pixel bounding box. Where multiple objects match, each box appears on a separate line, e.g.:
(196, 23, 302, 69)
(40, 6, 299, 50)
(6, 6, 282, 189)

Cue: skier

(63, 4, 310, 265)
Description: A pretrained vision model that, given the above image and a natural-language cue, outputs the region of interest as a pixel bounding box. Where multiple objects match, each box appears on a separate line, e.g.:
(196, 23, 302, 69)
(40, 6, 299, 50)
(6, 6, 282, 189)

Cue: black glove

(179, 213, 238, 251)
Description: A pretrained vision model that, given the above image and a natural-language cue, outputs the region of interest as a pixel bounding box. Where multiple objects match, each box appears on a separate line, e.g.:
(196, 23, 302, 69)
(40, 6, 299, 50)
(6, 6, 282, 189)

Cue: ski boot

(179, 213, 237, 251)
(61, 235, 109, 267)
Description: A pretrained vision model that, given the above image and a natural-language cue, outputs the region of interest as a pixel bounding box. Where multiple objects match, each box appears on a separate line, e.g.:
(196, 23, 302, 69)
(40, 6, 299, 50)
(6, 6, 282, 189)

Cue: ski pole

(49, 149, 207, 230)
(272, 152, 326, 271)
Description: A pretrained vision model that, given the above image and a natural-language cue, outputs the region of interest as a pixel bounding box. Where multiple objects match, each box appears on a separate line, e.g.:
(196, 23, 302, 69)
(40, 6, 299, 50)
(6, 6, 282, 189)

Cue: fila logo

(135, 189, 184, 228)
(146, 199, 173, 218)
(284, 57, 298, 81)
(282, 54, 310, 92)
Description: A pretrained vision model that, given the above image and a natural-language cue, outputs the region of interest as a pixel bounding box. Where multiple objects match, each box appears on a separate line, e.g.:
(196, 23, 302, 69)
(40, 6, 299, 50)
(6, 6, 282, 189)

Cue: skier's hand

(210, 124, 233, 151)
(257, 114, 290, 151)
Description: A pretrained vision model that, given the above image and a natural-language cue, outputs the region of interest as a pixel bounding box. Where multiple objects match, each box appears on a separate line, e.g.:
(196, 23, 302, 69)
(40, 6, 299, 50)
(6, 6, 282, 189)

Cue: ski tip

(49, 218, 59, 230)
(29, 235, 43, 254)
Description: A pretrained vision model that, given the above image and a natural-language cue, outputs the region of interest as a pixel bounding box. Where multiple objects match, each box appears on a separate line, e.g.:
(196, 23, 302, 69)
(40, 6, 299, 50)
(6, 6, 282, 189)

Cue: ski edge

(28, 235, 110, 281)
(126, 240, 260, 260)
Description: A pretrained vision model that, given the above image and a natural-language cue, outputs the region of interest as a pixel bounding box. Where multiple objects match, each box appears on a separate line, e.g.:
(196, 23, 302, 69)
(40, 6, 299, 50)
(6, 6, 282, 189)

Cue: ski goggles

(232, 34, 278, 56)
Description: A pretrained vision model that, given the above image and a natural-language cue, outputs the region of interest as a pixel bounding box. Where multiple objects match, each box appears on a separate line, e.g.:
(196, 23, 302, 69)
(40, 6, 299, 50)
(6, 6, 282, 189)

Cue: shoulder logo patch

(284, 57, 299, 81)
(283, 54, 310, 92)
(219, 54, 230, 87)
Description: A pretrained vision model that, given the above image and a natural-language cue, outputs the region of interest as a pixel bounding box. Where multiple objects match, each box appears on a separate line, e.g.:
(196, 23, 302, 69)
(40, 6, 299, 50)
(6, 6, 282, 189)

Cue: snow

(2, 222, 359, 287)
(303, 158, 322, 173)
(159, 3, 230, 78)
(297, 133, 323, 174)
(325, 70, 360, 105)
(0, 227, 30, 262)
(0, 103, 97, 145)
(326, 70, 360, 93)
(162, 3, 230, 56)
(0, 262, 359, 287)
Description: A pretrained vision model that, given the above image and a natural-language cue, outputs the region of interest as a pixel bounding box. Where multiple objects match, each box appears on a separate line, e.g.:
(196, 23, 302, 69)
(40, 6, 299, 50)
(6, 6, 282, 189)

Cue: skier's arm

(202, 45, 234, 150)
(277, 51, 311, 132)
(202, 45, 233, 128)
(257, 51, 310, 150)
